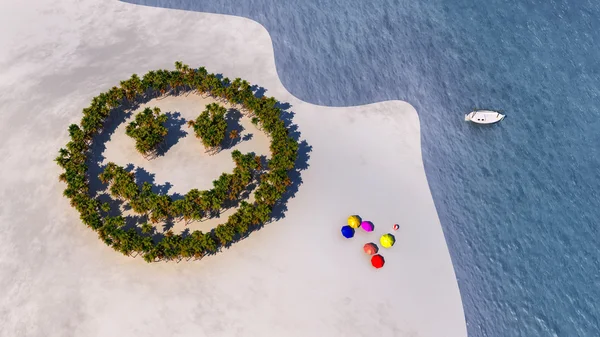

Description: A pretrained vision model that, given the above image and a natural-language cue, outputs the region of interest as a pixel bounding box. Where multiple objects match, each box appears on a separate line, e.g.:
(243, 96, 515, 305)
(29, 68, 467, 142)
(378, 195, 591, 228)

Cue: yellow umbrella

(380, 233, 395, 248)
(347, 215, 361, 229)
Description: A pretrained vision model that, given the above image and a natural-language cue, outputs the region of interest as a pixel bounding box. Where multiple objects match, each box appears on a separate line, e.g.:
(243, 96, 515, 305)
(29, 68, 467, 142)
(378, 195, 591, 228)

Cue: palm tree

(193, 103, 228, 153)
(100, 203, 111, 213)
(254, 155, 263, 171)
(141, 222, 153, 234)
(106, 86, 124, 108)
(251, 117, 261, 130)
(120, 74, 143, 101)
(200, 232, 217, 254)
(126, 107, 168, 157)
(174, 61, 184, 72)
(214, 224, 235, 247)
(228, 129, 239, 147)
(155, 69, 170, 97)
(55, 148, 71, 168)
(189, 231, 205, 260)
(170, 70, 184, 95)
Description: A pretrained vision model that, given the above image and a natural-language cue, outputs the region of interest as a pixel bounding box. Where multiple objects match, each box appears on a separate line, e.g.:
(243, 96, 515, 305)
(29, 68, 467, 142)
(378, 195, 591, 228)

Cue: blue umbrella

(341, 225, 355, 239)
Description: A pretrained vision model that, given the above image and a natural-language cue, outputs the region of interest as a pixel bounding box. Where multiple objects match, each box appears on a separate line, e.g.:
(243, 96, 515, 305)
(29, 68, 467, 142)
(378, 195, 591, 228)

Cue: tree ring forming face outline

(56, 62, 305, 263)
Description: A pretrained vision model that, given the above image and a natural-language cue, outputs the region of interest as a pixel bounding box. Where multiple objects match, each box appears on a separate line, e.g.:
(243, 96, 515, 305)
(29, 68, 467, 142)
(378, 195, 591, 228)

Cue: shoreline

(0, 1, 467, 336)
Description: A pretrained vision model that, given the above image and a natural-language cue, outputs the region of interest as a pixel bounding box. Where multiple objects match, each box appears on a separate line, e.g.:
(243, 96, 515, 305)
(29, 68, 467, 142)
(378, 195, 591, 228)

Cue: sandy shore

(0, 1, 467, 336)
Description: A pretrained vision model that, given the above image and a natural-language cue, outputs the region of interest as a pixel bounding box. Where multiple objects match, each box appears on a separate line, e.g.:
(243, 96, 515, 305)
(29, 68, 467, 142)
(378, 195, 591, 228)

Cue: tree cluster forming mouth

(56, 62, 301, 263)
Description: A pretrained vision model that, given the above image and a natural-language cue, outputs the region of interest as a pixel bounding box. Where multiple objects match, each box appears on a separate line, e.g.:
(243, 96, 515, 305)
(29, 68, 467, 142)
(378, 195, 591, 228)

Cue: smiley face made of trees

(56, 62, 301, 263)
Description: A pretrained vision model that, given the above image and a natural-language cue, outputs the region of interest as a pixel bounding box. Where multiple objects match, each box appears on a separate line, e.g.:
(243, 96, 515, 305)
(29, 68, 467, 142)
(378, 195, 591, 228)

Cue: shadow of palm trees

(157, 111, 188, 156)
(222, 108, 245, 150)
(270, 107, 312, 222)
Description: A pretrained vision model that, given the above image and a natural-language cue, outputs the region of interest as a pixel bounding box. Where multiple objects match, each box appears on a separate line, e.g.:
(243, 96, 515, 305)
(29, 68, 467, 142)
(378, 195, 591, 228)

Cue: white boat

(464, 110, 505, 124)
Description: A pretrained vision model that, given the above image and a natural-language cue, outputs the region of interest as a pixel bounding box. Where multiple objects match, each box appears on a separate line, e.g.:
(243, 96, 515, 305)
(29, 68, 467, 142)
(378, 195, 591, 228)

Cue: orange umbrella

(363, 243, 378, 255)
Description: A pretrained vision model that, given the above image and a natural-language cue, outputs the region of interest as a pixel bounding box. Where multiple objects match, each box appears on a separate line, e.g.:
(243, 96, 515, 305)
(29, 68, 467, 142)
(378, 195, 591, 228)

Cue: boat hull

(465, 110, 505, 124)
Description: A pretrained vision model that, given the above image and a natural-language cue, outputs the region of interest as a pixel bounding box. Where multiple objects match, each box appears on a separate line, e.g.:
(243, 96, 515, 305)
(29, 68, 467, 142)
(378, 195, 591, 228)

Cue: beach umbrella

(347, 215, 361, 229)
(361, 221, 374, 232)
(363, 242, 378, 255)
(393, 224, 399, 231)
(371, 254, 385, 268)
(380, 233, 395, 248)
(341, 225, 355, 239)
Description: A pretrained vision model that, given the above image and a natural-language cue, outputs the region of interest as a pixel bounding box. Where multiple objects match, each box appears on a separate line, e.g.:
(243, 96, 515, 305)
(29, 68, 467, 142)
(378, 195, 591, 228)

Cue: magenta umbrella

(361, 221, 374, 232)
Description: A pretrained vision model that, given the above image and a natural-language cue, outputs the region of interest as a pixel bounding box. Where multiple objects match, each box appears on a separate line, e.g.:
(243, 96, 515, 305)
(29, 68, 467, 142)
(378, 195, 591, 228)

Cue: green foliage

(214, 224, 236, 247)
(99, 150, 260, 225)
(141, 223, 153, 234)
(57, 61, 300, 263)
(125, 107, 168, 156)
(192, 103, 227, 152)
(99, 163, 139, 200)
(100, 202, 111, 213)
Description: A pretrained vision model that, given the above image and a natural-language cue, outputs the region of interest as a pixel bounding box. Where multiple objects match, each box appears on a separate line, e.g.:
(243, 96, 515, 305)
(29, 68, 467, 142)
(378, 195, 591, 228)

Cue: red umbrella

(371, 254, 385, 269)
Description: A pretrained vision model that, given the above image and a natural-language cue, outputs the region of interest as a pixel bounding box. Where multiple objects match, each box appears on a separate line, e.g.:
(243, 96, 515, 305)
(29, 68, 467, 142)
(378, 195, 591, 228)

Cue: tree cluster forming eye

(56, 62, 300, 263)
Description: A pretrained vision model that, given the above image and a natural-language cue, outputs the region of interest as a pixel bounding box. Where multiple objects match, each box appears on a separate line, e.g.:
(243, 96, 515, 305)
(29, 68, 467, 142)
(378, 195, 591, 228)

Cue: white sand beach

(0, 1, 467, 336)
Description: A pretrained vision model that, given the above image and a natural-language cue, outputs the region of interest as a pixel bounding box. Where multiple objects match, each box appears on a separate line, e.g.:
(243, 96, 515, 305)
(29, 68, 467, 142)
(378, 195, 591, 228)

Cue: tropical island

(2, 3, 473, 336)
(56, 62, 300, 263)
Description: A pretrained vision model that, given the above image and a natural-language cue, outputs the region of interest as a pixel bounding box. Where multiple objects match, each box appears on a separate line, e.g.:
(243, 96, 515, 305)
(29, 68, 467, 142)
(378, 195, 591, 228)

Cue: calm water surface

(124, 0, 600, 335)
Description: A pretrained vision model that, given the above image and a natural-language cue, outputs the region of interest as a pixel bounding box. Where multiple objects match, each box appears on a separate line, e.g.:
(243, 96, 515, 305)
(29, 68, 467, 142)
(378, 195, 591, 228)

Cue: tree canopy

(125, 107, 168, 156)
(56, 62, 300, 263)
(100, 150, 260, 224)
(191, 103, 227, 153)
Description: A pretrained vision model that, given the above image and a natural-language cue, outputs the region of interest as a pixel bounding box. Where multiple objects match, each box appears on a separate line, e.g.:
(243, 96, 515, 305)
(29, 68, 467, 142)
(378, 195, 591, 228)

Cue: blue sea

(123, 0, 600, 335)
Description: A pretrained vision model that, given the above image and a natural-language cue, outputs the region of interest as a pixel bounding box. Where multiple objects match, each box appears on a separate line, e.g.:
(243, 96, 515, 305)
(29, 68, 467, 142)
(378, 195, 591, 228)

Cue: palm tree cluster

(99, 149, 259, 224)
(56, 62, 299, 262)
(188, 103, 227, 154)
(125, 107, 168, 157)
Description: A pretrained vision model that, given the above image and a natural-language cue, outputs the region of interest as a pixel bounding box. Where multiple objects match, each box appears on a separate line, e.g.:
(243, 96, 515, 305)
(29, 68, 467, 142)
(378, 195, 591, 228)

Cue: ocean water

(123, 0, 600, 335)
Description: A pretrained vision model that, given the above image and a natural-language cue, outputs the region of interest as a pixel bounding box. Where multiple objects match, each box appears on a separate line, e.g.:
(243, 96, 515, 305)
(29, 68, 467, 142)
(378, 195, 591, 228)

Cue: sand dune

(0, 1, 467, 336)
